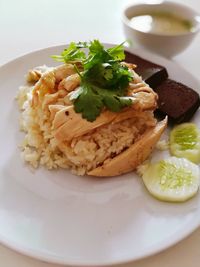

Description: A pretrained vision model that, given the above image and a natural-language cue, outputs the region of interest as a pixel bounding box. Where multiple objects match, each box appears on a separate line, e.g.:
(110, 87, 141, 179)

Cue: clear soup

(129, 12, 194, 35)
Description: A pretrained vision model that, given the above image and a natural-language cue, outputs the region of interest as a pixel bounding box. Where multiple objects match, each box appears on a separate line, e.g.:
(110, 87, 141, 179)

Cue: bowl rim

(122, 1, 200, 37)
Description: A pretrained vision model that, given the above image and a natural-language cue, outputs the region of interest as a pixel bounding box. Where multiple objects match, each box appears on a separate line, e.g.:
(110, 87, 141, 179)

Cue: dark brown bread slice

(154, 79, 200, 123)
(125, 51, 168, 88)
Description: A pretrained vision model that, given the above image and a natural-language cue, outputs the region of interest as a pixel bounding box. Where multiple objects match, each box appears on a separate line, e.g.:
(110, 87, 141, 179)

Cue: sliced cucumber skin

(169, 123, 200, 164)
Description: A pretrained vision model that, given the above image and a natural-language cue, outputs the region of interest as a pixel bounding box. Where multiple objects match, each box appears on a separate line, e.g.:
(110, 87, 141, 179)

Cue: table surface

(0, 0, 200, 266)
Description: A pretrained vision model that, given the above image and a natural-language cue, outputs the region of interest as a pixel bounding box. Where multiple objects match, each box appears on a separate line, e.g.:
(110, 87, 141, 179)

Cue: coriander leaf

(83, 63, 111, 86)
(84, 54, 103, 70)
(109, 64, 132, 89)
(94, 87, 132, 112)
(70, 83, 133, 121)
(107, 42, 126, 61)
(84, 40, 110, 69)
(73, 83, 103, 122)
(103, 68, 113, 80)
(116, 96, 133, 108)
(84, 62, 133, 89)
(103, 95, 122, 112)
(76, 41, 88, 49)
(52, 40, 134, 121)
(103, 95, 132, 112)
(52, 42, 86, 63)
(89, 40, 104, 54)
(50, 55, 65, 62)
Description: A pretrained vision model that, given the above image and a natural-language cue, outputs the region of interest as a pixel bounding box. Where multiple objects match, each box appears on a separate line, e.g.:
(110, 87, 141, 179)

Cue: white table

(0, 0, 200, 266)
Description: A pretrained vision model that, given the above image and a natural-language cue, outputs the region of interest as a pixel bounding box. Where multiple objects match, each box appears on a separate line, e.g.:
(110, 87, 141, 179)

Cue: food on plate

(139, 121, 200, 202)
(129, 12, 194, 35)
(141, 157, 200, 202)
(125, 53, 200, 124)
(125, 51, 168, 88)
(154, 79, 200, 123)
(17, 40, 167, 176)
(170, 123, 200, 163)
(88, 118, 167, 176)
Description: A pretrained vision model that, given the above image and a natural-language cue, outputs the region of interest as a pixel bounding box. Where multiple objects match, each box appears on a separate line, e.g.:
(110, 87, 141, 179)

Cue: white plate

(0, 45, 200, 266)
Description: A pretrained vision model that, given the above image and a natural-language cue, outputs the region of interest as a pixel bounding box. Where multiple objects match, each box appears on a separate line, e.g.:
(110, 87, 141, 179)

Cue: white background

(0, 0, 200, 266)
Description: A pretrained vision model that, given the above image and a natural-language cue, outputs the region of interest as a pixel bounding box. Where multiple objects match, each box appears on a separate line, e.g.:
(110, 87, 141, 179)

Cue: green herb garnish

(52, 40, 133, 121)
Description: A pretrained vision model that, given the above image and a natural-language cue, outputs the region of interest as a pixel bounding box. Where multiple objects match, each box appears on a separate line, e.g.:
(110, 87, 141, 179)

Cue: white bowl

(122, 1, 200, 57)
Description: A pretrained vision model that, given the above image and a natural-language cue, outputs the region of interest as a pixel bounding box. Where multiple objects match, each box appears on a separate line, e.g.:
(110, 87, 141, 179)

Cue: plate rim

(0, 214, 200, 266)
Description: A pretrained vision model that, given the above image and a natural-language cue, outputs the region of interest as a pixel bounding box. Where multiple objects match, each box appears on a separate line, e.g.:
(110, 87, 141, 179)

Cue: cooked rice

(16, 65, 157, 175)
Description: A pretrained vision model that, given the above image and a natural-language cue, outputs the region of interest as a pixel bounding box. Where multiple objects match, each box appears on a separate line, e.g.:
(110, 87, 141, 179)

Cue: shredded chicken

(58, 73, 81, 91)
(28, 63, 158, 143)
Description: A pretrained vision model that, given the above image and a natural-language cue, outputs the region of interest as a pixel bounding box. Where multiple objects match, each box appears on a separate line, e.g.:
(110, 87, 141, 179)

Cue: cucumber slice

(169, 123, 200, 164)
(142, 157, 200, 202)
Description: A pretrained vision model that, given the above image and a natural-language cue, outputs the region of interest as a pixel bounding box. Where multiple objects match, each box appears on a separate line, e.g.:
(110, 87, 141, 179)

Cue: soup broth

(130, 12, 194, 35)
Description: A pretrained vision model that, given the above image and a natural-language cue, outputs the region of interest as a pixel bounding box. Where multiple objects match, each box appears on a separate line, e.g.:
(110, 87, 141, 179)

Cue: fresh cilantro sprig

(70, 83, 132, 121)
(52, 40, 133, 121)
(51, 42, 87, 63)
(70, 83, 103, 122)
